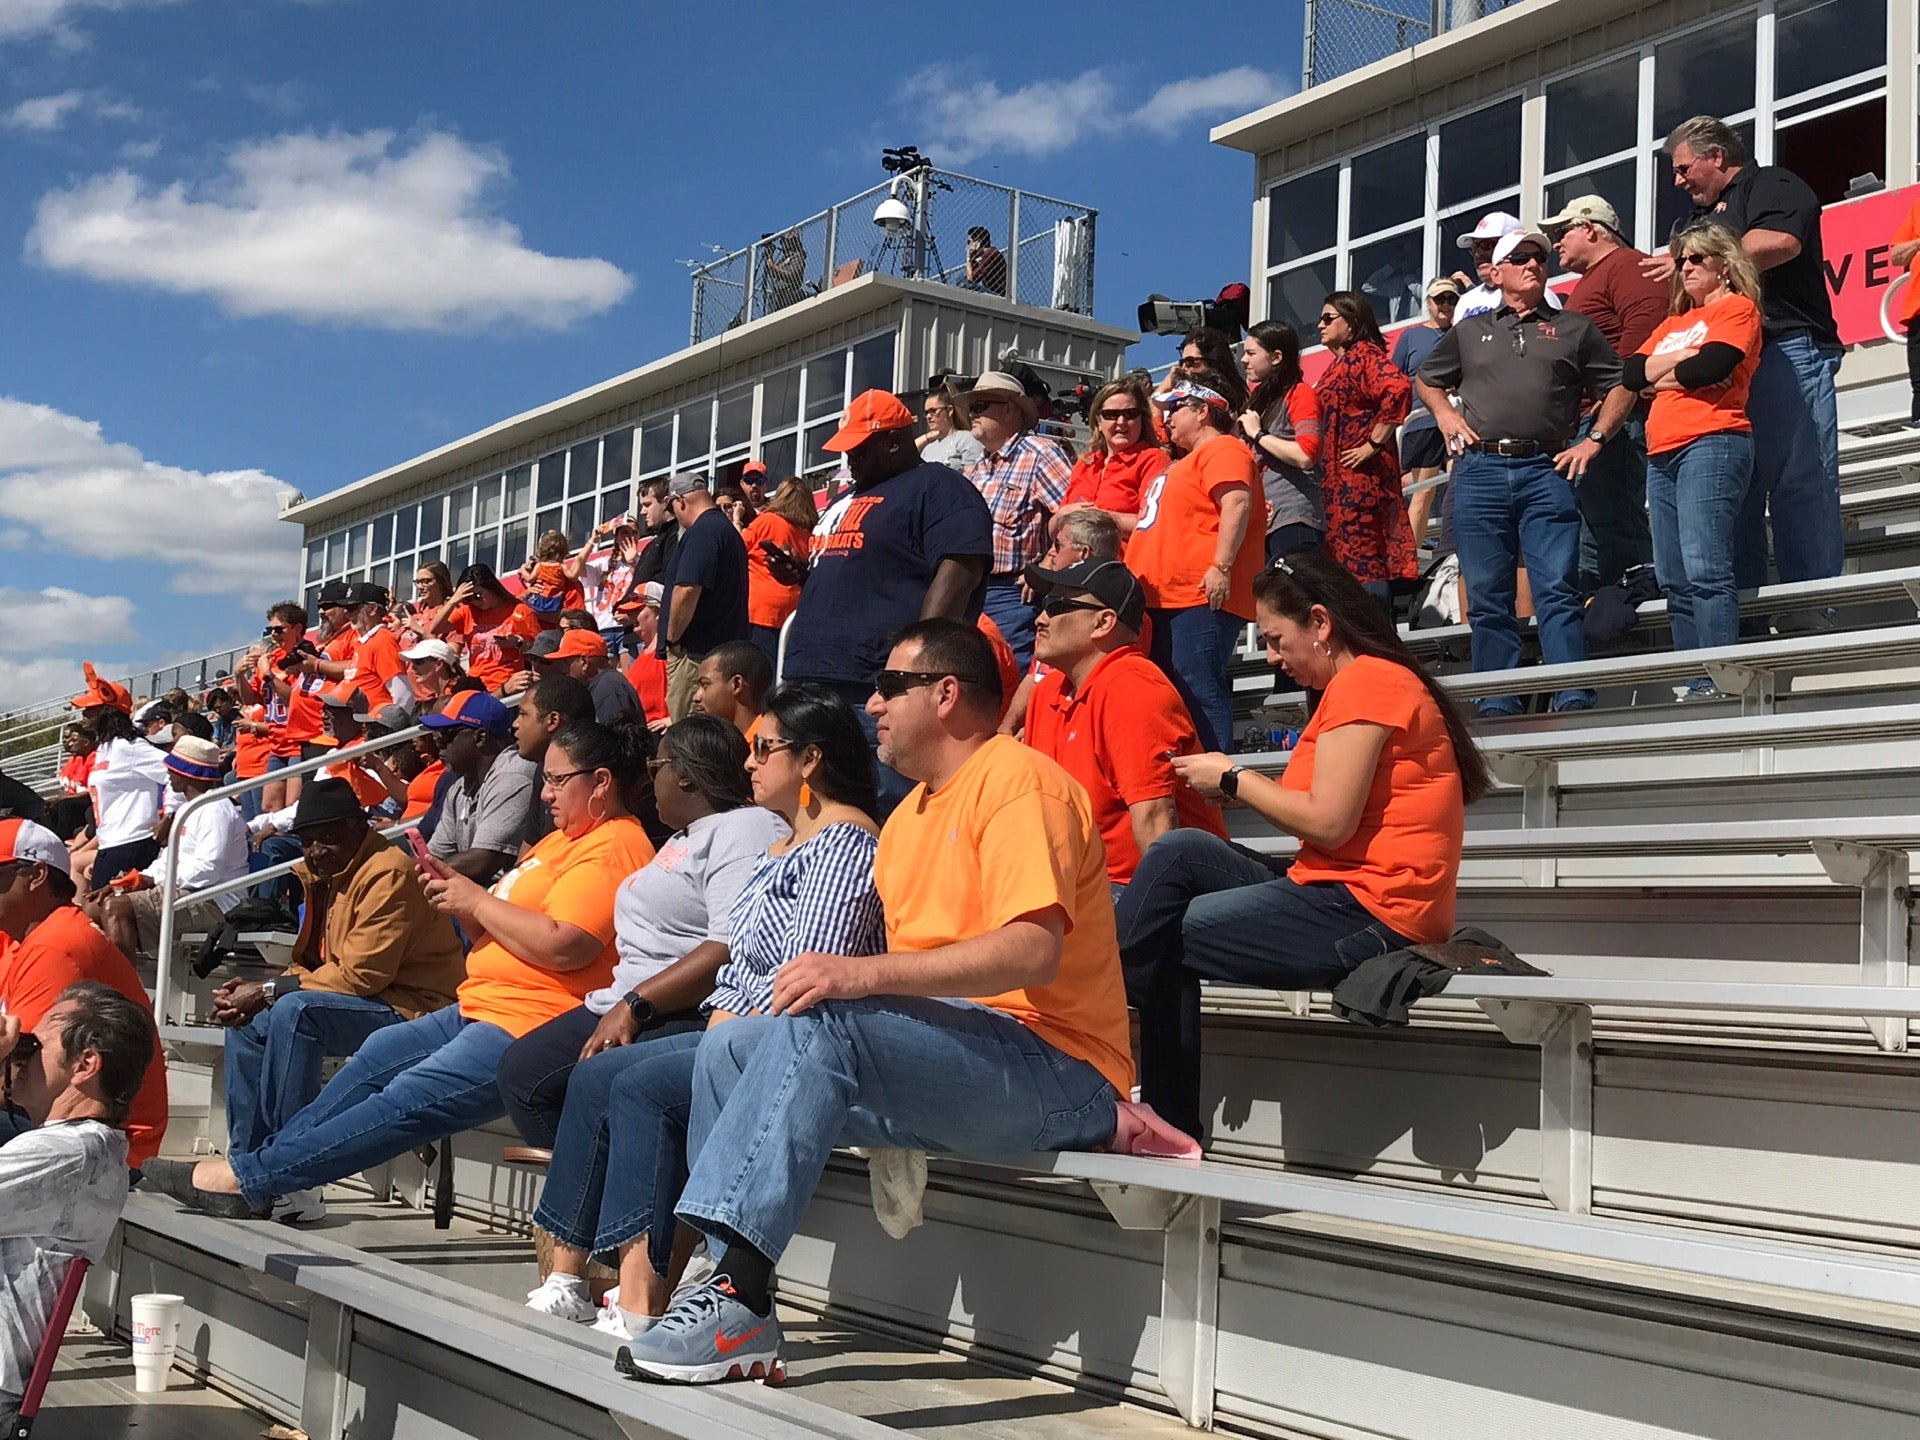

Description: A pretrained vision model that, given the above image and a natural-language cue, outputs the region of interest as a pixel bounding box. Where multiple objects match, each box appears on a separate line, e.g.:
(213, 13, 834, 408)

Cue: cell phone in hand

(404, 830, 446, 877)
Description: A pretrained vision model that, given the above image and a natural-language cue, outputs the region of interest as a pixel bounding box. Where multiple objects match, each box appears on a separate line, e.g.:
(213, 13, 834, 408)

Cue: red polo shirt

(1023, 647, 1226, 884)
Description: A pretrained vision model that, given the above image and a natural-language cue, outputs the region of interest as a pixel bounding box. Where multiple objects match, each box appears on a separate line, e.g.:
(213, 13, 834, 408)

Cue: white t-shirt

(142, 793, 249, 913)
(88, 738, 171, 849)
(1456, 281, 1562, 321)
(0, 1120, 129, 1409)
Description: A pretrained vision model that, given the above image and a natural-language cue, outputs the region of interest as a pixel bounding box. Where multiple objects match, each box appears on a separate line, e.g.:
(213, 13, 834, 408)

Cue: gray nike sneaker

(613, 1279, 785, 1385)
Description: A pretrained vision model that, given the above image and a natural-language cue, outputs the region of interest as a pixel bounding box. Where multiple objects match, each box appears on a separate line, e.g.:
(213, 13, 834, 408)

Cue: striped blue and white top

(707, 822, 885, 1016)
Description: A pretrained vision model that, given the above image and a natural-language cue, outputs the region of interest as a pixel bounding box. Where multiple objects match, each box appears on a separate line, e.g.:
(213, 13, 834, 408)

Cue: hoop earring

(799, 782, 813, 810)
(1312, 639, 1332, 658)
(587, 795, 606, 823)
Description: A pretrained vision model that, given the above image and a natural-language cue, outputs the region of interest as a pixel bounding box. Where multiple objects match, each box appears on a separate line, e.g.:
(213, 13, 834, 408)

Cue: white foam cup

(129, 1292, 184, 1394)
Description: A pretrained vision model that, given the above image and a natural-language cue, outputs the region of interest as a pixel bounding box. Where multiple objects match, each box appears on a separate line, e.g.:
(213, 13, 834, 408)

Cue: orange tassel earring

(799, 782, 813, 810)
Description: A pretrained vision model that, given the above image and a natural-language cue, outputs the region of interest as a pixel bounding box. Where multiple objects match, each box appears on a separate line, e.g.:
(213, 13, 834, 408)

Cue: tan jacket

(288, 832, 465, 1019)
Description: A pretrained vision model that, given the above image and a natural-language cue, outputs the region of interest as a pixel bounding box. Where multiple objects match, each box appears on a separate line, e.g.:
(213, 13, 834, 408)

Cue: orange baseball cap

(822, 390, 915, 453)
(71, 662, 133, 714)
(553, 629, 609, 659)
(741, 459, 768, 477)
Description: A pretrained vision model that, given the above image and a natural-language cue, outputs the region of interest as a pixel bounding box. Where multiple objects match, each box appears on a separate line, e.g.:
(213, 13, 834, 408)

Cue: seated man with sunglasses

(614, 618, 1133, 1385)
(1416, 229, 1638, 718)
(1023, 558, 1224, 894)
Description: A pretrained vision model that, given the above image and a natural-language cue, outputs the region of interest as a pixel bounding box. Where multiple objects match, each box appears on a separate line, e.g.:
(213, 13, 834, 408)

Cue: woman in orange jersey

(739, 477, 817, 665)
(138, 719, 656, 1220)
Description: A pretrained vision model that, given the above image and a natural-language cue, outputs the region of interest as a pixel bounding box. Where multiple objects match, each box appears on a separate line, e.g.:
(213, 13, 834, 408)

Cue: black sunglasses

(1504, 248, 1550, 267)
(872, 668, 990, 700)
(1041, 596, 1108, 618)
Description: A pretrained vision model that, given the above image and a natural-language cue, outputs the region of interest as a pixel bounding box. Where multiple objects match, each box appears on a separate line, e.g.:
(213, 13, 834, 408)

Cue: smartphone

(404, 830, 446, 878)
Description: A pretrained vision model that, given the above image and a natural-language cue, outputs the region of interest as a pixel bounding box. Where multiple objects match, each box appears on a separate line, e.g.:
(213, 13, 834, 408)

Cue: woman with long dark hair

(1314, 291, 1419, 607)
(524, 684, 884, 1338)
(740, 478, 819, 663)
(1239, 320, 1324, 564)
(66, 666, 170, 889)
(436, 562, 541, 694)
(1115, 548, 1488, 1140)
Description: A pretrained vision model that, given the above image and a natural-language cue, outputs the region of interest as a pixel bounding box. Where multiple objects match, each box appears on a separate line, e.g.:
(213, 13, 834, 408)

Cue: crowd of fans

(1, 109, 1911, 1403)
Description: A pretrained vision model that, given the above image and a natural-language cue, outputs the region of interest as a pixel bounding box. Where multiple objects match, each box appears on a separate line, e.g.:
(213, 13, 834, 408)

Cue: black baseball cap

(316, 581, 353, 609)
(346, 581, 389, 608)
(1022, 558, 1146, 633)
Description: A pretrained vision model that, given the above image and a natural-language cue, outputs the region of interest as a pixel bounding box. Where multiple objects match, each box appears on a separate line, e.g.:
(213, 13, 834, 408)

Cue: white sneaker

(524, 1274, 597, 1323)
(269, 1188, 327, 1225)
(591, 1301, 656, 1340)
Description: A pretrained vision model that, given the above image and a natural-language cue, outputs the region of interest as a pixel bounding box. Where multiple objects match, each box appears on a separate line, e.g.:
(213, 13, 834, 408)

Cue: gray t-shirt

(922, 431, 985, 471)
(587, 806, 791, 1014)
(0, 1120, 129, 1409)
(429, 748, 545, 868)
(1255, 383, 1324, 533)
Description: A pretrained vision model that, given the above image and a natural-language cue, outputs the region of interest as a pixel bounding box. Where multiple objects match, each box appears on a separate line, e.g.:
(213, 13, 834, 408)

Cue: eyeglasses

(1431, 294, 1458, 306)
(871, 668, 986, 700)
(1503, 248, 1549, 267)
(1098, 408, 1143, 422)
(1316, 313, 1340, 325)
(1041, 596, 1108, 618)
(751, 735, 795, 762)
(543, 767, 591, 788)
(1679, 253, 1715, 268)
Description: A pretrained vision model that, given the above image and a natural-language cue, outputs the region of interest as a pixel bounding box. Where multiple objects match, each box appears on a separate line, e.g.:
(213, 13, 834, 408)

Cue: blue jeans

(677, 998, 1119, 1262)
(224, 990, 404, 1155)
(1115, 830, 1414, 1140)
(981, 577, 1039, 671)
(1452, 450, 1594, 714)
(497, 1004, 704, 1150)
(1575, 409, 1652, 592)
(249, 835, 304, 907)
(1147, 605, 1244, 753)
(227, 1003, 513, 1207)
(533, 1029, 703, 1276)
(1735, 332, 1844, 589)
(1647, 432, 1753, 653)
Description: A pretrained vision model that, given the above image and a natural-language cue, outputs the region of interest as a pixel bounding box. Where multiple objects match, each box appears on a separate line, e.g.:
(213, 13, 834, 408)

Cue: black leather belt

(1467, 439, 1545, 457)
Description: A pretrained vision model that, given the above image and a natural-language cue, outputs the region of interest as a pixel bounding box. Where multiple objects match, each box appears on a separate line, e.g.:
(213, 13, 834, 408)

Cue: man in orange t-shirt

(625, 618, 1129, 1384)
(1024, 558, 1226, 888)
(0, 819, 167, 1167)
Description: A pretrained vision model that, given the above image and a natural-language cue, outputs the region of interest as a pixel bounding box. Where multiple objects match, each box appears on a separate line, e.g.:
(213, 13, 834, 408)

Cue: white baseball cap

(1456, 210, 1525, 251)
(401, 638, 459, 667)
(0, 818, 72, 876)
(1491, 229, 1555, 266)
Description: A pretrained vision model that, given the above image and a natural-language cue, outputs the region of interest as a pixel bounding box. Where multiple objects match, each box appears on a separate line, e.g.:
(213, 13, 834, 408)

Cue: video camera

(1137, 283, 1251, 338)
(881, 145, 933, 176)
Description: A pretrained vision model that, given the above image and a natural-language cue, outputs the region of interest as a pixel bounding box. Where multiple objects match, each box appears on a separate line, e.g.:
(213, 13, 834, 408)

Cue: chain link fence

(689, 169, 1096, 345)
(1304, 0, 1525, 88)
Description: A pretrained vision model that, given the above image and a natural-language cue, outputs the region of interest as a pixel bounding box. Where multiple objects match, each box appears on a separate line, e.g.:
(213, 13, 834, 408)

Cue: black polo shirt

(1677, 165, 1837, 347)
(1418, 304, 1623, 453)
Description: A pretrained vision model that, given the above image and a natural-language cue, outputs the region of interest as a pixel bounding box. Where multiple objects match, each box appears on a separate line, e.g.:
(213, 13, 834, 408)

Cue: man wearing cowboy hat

(964, 370, 1073, 670)
(84, 735, 248, 964)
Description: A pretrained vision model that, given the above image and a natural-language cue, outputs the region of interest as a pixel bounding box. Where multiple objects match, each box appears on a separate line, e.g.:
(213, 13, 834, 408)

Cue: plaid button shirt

(966, 431, 1074, 574)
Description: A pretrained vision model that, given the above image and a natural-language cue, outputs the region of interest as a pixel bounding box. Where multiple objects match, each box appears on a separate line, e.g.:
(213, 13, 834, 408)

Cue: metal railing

(689, 168, 1096, 344)
(1303, 0, 1525, 87)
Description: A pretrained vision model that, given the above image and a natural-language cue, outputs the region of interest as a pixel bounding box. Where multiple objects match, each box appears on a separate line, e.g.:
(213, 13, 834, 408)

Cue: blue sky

(0, 0, 1301, 702)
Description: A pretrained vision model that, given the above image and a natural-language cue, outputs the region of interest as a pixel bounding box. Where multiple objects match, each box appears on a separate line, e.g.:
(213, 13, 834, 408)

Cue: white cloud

(899, 65, 1293, 162)
(0, 396, 300, 600)
(0, 655, 87, 702)
(0, 0, 177, 44)
(3, 88, 139, 130)
(27, 128, 635, 331)
(118, 137, 159, 159)
(0, 586, 138, 653)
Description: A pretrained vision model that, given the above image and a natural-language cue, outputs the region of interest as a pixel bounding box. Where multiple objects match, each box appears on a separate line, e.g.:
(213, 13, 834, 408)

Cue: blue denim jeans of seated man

(1574, 408, 1652, 593)
(224, 989, 404, 1156)
(1114, 830, 1414, 1141)
(676, 998, 1119, 1263)
(1647, 431, 1753, 654)
(227, 1003, 513, 1207)
(533, 1029, 703, 1277)
(1452, 450, 1595, 714)
(1734, 332, 1843, 591)
(497, 1004, 704, 1151)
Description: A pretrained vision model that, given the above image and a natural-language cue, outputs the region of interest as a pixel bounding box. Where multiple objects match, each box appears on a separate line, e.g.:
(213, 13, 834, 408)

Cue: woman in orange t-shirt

(1623, 223, 1764, 684)
(140, 719, 657, 1217)
(1126, 367, 1267, 753)
(1058, 376, 1168, 541)
(739, 477, 818, 661)
(1114, 550, 1491, 1140)
(443, 563, 542, 694)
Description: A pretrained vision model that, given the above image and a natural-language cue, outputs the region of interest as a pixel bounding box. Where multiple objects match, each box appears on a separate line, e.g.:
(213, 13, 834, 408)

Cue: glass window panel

(1544, 159, 1639, 251)
(762, 367, 801, 429)
(347, 525, 369, 572)
(536, 505, 562, 541)
(1654, 25, 1755, 138)
(323, 531, 344, 574)
(675, 401, 712, 462)
(417, 496, 443, 547)
(804, 352, 847, 422)
(1349, 134, 1427, 238)
(392, 505, 417, 553)
(851, 333, 895, 396)
(448, 536, 471, 579)
(370, 513, 393, 562)
(1652, 121, 1752, 240)
(1438, 98, 1521, 209)
(1775, 95, 1884, 207)
(468, 531, 497, 575)
(568, 440, 599, 496)
(602, 427, 633, 484)
(1350, 231, 1427, 326)
(639, 417, 673, 475)
(760, 432, 798, 480)
(804, 421, 840, 472)
(564, 499, 595, 546)
(304, 585, 320, 621)
(716, 385, 754, 452)
(305, 541, 324, 583)
(1267, 165, 1339, 265)
(500, 519, 529, 572)
(536, 453, 566, 508)
(451, 484, 476, 537)
(1775, 0, 1882, 101)
(1267, 259, 1339, 337)
(1546, 55, 1640, 172)
(1433, 194, 1520, 276)
(477, 474, 503, 530)
(504, 464, 532, 517)
(600, 484, 630, 524)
